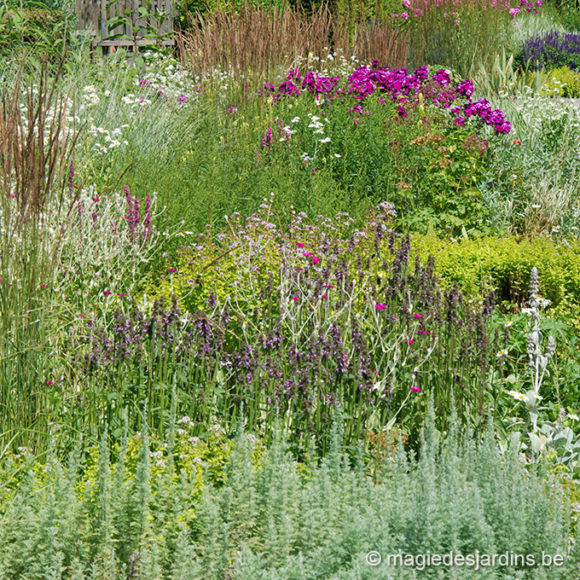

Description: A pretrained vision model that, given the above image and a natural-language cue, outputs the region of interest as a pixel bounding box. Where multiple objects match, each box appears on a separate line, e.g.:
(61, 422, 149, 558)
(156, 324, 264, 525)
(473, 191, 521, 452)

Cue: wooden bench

(76, 0, 174, 53)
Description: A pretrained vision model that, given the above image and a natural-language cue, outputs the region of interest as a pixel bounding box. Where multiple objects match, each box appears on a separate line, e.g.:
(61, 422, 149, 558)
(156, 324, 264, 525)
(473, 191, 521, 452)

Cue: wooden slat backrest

(100, 0, 106, 40)
(76, 0, 173, 44)
(76, 0, 99, 34)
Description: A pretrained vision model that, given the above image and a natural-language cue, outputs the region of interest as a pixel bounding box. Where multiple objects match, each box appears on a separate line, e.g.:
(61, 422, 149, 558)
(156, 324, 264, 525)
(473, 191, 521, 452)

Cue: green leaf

(529, 432, 544, 454)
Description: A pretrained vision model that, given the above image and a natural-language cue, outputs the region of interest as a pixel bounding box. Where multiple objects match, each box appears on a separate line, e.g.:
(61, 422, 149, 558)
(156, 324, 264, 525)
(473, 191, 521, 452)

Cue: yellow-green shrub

(411, 234, 580, 309)
(77, 420, 264, 512)
(149, 226, 580, 332)
(147, 232, 282, 323)
(539, 66, 580, 98)
(145, 208, 391, 325)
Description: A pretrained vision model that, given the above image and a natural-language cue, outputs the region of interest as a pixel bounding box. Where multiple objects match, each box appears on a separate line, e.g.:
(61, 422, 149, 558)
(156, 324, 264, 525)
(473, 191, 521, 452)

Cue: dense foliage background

(0, 0, 578, 577)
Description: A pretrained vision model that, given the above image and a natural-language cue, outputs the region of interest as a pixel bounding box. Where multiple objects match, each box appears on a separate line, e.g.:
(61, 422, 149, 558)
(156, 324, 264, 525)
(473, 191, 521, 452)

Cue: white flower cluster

(138, 54, 197, 102)
(293, 48, 361, 78)
(81, 85, 100, 108)
(307, 114, 326, 134)
(121, 93, 153, 108)
(88, 123, 130, 153)
(306, 113, 332, 144)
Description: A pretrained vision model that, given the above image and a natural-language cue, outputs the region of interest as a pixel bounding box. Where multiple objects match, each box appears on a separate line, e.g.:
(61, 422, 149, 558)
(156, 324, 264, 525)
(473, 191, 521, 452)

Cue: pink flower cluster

(261, 127, 274, 149)
(124, 186, 152, 242)
(303, 251, 321, 265)
(346, 65, 510, 134)
(263, 64, 511, 138)
(463, 99, 511, 134)
(393, 0, 541, 19)
(264, 69, 341, 99)
(512, 0, 542, 17)
(261, 119, 293, 150)
(347, 65, 430, 101)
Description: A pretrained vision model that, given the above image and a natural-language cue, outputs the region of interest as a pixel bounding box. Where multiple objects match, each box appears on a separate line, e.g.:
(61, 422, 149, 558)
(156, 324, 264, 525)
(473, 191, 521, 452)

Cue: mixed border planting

(0, 0, 579, 577)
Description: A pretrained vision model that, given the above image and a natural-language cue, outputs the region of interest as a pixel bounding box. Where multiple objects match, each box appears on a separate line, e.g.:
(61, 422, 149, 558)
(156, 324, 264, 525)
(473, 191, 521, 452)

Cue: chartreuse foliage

(0, 411, 576, 578)
(411, 234, 580, 309)
(540, 65, 580, 96)
(150, 219, 580, 325)
(1, 12, 579, 579)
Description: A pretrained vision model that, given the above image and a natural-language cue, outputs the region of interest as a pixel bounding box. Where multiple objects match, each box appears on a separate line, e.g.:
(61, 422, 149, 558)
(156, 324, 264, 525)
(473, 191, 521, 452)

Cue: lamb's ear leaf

(529, 432, 545, 455)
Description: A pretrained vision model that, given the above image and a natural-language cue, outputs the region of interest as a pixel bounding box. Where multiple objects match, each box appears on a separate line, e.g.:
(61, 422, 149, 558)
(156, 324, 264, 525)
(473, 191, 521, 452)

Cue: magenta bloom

(261, 127, 274, 149)
(413, 313, 421, 319)
(168, 268, 178, 273)
(410, 386, 421, 392)
(41, 284, 49, 289)
(312, 256, 321, 265)
(296, 242, 305, 248)
(292, 295, 300, 302)
(406, 339, 414, 345)
(103, 290, 112, 296)
(124, 187, 142, 242)
(321, 294, 328, 299)
(376, 303, 386, 310)
(117, 293, 127, 297)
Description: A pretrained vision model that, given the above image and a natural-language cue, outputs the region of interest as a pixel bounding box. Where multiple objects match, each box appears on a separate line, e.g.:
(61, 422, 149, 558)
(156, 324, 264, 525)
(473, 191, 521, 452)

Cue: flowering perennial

(519, 29, 580, 71)
(265, 64, 511, 134)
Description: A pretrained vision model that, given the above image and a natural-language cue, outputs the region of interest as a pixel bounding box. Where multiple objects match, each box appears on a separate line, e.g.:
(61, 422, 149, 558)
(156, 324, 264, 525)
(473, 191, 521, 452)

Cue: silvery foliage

(514, 267, 579, 476)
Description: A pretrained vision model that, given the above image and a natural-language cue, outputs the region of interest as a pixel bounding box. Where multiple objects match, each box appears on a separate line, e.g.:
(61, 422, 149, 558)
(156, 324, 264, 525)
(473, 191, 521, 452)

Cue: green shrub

(260, 71, 498, 235)
(152, 224, 580, 321)
(0, 3, 78, 61)
(558, 6, 580, 33)
(411, 234, 580, 311)
(539, 66, 580, 97)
